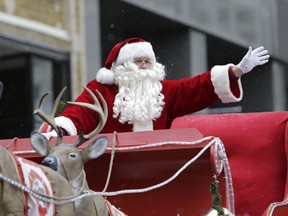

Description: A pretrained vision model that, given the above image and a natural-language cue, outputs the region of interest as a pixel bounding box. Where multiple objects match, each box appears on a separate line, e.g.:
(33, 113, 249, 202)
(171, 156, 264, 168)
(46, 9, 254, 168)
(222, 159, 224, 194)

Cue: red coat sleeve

(162, 71, 218, 121)
(161, 67, 242, 126)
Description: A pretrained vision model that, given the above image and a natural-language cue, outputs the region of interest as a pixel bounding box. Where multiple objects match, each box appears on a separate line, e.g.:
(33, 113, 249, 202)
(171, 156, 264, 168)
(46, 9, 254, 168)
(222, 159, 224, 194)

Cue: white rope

(216, 138, 235, 214)
(102, 131, 117, 193)
(267, 201, 288, 216)
(106, 136, 215, 151)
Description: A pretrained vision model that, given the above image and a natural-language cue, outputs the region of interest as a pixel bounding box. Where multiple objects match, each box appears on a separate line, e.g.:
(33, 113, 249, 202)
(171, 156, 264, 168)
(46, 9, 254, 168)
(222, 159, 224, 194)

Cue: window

(0, 53, 70, 139)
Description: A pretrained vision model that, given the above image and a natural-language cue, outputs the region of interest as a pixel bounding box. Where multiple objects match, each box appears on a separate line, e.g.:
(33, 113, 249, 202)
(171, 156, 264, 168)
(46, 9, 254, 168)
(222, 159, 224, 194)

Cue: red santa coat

(47, 64, 242, 135)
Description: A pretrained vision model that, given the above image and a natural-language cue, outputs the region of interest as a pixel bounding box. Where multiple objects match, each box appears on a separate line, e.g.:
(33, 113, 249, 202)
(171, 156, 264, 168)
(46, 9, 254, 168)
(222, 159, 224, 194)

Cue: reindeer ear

(30, 131, 51, 156)
(81, 136, 108, 162)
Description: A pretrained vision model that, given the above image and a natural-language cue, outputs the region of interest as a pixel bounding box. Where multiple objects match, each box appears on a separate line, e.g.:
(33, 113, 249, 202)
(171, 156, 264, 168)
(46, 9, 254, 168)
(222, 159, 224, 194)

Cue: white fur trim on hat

(55, 116, 77, 135)
(133, 120, 153, 132)
(115, 41, 156, 66)
(211, 64, 243, 103)
(96, 67, 115, 85)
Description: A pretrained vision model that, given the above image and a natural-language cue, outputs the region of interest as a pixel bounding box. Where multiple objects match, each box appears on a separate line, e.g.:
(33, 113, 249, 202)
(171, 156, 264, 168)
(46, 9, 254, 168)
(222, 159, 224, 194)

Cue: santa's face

(133, 57, 152, 69)
(112, 60, 165, 125)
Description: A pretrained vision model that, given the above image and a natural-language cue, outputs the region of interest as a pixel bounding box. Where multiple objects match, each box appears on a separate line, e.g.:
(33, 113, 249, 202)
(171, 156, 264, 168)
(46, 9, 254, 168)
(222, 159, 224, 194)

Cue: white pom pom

(96, 67, 115, 85)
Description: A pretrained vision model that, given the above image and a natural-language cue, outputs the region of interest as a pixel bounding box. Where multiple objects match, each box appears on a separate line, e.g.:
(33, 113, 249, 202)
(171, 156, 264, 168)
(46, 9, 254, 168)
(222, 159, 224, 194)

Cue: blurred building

(0, 0, 287, 138)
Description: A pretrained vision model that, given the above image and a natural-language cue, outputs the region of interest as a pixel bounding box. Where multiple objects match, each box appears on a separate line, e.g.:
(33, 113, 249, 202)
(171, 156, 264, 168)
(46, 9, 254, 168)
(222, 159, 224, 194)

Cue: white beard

(112, 61, 165, 128)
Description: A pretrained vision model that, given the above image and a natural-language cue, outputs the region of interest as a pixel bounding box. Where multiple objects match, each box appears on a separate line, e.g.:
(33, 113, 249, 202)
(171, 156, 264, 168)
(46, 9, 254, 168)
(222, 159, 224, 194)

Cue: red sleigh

(1, 111, 288, 215)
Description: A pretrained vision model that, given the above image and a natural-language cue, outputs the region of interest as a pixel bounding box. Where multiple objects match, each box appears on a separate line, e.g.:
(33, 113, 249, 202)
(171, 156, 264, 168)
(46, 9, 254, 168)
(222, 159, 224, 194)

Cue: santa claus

(40, 37, 269, 138)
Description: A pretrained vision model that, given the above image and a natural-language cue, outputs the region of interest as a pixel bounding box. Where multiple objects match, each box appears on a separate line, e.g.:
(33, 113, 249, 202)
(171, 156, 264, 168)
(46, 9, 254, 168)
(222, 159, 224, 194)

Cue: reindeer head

(30, 86, 109, 182)
(31, 134, 108, 182)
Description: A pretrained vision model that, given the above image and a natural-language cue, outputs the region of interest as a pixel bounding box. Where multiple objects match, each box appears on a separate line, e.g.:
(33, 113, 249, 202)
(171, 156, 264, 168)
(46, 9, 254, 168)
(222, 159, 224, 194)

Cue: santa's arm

(211, 46, 269, 103)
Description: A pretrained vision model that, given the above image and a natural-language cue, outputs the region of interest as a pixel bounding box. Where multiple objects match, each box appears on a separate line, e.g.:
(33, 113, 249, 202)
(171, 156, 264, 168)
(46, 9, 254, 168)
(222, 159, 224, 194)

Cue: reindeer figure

(31, 87, 126, 216)
(0, 145, 75, 216)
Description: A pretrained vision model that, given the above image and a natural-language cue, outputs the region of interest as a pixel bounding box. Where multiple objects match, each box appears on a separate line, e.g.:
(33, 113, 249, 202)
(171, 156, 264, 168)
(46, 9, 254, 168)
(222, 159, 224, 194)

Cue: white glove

(42, 130, 57, 141)
(237, 46, 270, 74)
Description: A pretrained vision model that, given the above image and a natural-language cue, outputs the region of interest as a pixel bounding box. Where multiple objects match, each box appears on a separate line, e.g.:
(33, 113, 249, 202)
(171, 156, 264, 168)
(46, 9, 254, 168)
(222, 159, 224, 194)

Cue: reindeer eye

(68, 152, 78, 159)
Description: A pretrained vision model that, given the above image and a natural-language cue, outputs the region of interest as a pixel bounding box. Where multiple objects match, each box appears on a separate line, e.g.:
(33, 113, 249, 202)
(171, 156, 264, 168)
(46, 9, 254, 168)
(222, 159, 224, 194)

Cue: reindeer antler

(68, 87, 108, 147)
(34, 87, 67, 145)
(34, 86, 108, 147)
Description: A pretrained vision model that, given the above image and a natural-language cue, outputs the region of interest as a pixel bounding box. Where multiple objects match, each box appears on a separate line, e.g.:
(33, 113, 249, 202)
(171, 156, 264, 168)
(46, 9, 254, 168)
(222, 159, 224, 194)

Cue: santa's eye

(133, 58, 151, 65)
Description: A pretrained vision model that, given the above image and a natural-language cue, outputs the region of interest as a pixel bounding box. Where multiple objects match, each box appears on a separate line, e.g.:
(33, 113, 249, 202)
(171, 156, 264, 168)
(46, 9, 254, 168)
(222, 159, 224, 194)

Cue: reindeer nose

(42, 156, 58, 171)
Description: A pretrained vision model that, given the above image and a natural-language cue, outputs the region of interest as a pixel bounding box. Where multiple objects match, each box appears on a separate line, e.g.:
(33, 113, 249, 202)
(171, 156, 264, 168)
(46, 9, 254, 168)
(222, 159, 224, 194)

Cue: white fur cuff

(55, 116, 77, 135)
(211, 64, 243, 103)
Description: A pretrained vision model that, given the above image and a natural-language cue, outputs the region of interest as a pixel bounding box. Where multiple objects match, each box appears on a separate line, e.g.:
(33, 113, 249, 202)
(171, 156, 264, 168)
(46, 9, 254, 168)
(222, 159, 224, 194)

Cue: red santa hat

(96, 37, 156, 85)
